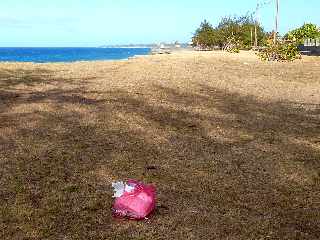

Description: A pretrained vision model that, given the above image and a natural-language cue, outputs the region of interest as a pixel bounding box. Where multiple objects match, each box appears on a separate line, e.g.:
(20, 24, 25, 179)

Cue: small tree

(217, 14, 266, 49)
(285, 23, 320, 43)
(192, 20, 217, 49)
(240, 15, 266, 48)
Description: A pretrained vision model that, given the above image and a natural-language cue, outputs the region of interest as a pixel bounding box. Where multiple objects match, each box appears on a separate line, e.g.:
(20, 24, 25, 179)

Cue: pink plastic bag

(112, 180, 156, 220)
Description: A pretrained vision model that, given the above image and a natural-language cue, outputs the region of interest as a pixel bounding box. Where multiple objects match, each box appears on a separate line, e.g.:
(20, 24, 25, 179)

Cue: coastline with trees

(192, 14, 320, 60)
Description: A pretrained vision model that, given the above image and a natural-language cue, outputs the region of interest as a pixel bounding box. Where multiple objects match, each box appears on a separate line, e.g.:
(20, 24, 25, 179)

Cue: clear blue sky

(0, 0, 319, 47)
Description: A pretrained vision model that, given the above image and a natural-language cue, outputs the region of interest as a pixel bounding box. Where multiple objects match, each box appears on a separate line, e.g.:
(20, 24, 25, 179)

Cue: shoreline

(0, 49, 318, 66)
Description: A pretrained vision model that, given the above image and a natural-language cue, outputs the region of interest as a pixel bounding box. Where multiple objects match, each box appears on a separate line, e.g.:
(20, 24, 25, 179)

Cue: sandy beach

(1, 51, 320, 239)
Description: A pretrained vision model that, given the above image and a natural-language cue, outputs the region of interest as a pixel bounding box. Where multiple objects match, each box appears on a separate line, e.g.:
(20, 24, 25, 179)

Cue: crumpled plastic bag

(112, 180, 156, 220)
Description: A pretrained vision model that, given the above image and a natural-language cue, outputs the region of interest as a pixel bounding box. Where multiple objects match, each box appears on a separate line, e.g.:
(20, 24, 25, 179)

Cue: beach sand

(1, 51, 320, 239)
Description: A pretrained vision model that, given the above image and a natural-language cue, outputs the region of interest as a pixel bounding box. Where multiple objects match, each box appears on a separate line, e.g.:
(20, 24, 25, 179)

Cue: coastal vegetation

(285, 23, 320, 44)
(192, 14, 266, 50)
(258, 23, 319, 61)
(192, 16, 319, 61)
(257, 42, 301, 61)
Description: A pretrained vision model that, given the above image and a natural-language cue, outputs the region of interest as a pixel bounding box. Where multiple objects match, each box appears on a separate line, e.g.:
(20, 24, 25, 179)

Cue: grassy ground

(0, 51, 320, 239)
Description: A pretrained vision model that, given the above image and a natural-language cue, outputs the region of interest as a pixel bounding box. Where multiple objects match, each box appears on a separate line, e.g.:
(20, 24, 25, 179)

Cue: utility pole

(274, 0, 279, 44)
(255, 1, 259, 48)
(251, 28, 253, 47)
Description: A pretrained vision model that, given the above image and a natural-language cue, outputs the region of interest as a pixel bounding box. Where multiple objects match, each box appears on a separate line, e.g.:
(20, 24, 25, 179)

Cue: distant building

(304, 38, 320, 47)
(299, 38, 320, 56)
(159, 43, 170, 49)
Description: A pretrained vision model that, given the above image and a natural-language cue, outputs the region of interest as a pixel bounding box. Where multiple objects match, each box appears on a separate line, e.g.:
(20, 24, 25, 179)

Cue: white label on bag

(112, 181, 125, 198)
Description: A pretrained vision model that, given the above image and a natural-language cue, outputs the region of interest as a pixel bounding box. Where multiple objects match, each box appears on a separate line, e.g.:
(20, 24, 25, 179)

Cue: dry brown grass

(1, 51, 320, 239)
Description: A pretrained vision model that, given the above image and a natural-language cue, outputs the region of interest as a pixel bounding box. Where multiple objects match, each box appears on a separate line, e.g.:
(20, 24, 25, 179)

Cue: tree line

(192, 15, 320, 51)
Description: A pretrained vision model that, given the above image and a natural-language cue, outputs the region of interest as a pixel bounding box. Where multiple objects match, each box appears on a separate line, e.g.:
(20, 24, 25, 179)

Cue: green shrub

(258, 43, 301, 61)
(285, 23, 320, 44)
(192, 20, 218, 49)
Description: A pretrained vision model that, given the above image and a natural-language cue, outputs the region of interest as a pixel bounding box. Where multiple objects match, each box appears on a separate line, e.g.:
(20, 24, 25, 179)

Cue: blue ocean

(0, 47, 151, 63)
